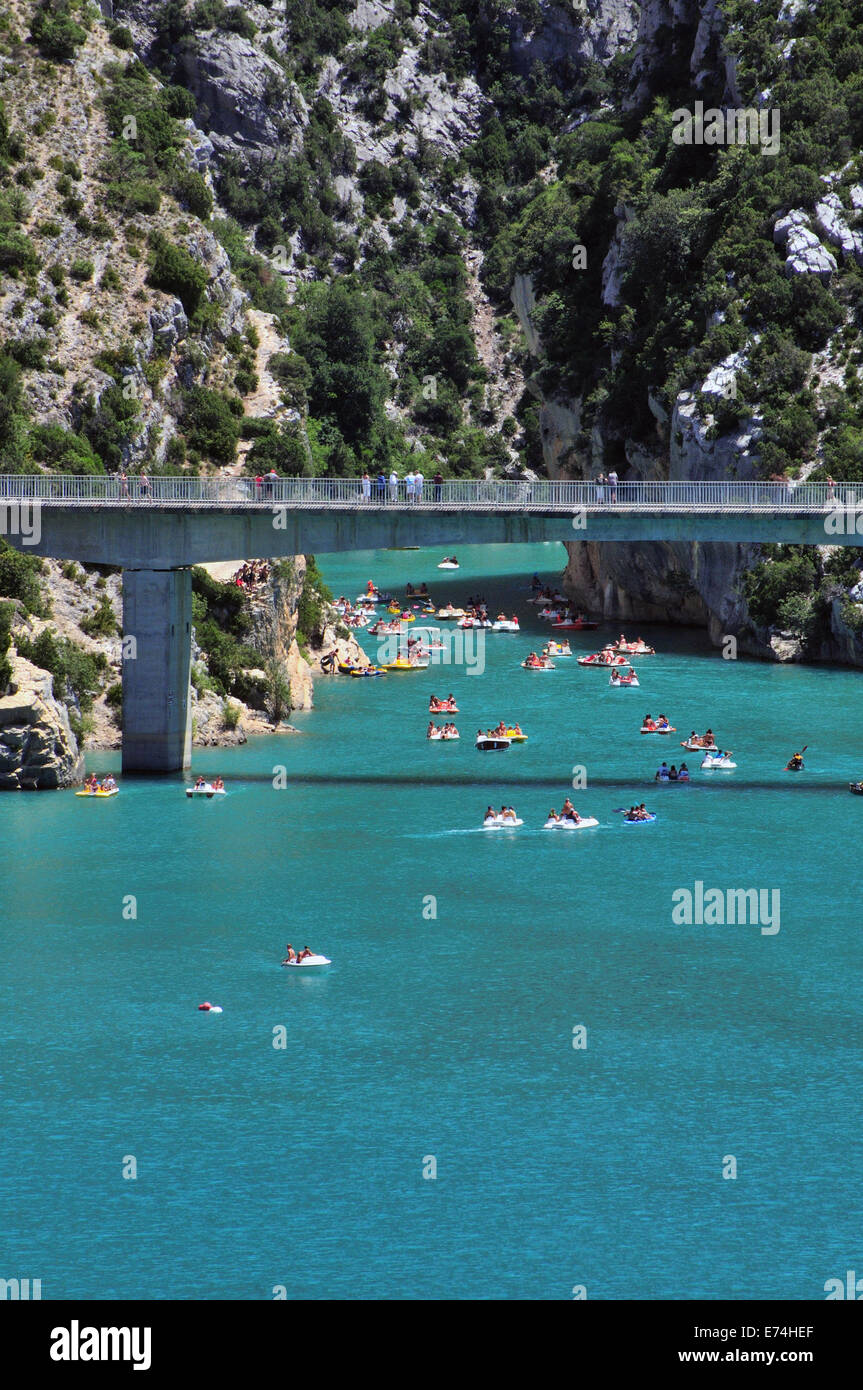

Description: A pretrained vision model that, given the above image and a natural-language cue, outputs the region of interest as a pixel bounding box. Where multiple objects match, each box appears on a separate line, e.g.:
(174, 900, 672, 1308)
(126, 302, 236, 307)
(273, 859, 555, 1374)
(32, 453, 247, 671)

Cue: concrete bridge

(2, 475, 861, 772)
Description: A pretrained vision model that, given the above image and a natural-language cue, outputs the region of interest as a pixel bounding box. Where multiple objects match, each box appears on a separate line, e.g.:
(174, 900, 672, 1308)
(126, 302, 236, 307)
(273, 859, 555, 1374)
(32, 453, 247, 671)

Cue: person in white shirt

(608, 469, 618, 503)
(405, 469, 415, 501)
(362, 472, 371, 500)
(389, 470, 399, 502)
(414, 469, 424, 501)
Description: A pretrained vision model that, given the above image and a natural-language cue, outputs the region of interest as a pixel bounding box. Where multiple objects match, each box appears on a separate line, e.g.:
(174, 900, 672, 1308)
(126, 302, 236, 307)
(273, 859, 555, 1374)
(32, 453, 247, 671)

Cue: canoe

(350, 666, 385, 677)
(622, 813, 656, 824)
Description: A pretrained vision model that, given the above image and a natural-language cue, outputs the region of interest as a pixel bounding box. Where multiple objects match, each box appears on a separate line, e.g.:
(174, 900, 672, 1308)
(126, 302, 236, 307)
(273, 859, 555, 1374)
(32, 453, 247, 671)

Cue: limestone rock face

(178, 33, 305, 154)
(0, 656, 85, 791)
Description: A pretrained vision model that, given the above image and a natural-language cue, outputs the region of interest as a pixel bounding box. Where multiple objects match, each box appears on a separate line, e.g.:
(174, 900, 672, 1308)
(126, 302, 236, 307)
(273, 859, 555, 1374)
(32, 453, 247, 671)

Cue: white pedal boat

(282, 953, 331, 968)
(701, 754, 736, 769)
(482, 816, 523, 829)
(543, 816, 599, 830)
(428, 729, 460, 741)
(437, 559, 459, 569)
(609, 672, 640, 686)
(491, 620, 520, 632)
(186, 785, 227, 797)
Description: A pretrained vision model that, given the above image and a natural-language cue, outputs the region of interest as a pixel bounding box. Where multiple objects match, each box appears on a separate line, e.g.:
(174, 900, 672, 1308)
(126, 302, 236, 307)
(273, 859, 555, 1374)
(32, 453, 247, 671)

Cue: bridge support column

(121, 568, 192, 773)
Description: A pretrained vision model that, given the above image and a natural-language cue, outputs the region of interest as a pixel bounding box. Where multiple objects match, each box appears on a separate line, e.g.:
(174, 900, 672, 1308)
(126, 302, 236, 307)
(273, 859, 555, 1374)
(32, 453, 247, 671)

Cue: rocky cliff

(0, 653, 84, 789)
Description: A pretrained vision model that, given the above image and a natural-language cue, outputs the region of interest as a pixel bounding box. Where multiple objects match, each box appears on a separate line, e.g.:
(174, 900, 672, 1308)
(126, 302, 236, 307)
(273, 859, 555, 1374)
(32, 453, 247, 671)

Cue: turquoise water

(1, 542, 861, 1300)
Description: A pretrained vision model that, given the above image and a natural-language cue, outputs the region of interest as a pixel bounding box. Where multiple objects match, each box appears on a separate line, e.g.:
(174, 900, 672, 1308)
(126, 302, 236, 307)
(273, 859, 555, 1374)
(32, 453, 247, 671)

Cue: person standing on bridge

(139, 471, 150, 501)
(376, 472, 386, 501)
(405, 468, 415, 502)
(608, 469, 618, 503)
(414, 469, 424, 502)
(362, 472, 371, 502)
(596, 473, 606, 504)
(434, 470, 443, 503)
(389, 469, 399, 503)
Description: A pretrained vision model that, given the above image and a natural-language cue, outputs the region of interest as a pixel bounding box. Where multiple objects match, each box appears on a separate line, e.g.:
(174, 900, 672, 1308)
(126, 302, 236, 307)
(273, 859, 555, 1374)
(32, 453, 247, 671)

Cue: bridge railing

(1, 474, 862, 511)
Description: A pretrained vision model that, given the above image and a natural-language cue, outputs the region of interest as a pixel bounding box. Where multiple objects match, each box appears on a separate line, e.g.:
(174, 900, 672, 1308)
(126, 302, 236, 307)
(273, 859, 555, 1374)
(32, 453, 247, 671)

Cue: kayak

(641, 725, 675, 733)
(622, 813, 657, 824)
(76, 787, 118, 797)
(282, 954, 331, 968)
(337, 661, 359, 674)
(476, 735, 511, 750)
(186, 786, 226, 797)
(785, 762, 804, 771)
(482, 816, 523, 828)
(504, 729, 528, 742)
(543, 816, 599, 829)
(701, 755, 736, 769)
(350, 666, 386, 677)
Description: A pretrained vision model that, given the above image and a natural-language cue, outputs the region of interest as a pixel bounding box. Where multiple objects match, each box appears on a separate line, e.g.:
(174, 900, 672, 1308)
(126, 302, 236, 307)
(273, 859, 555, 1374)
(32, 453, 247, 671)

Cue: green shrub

(70, 258, 94, 282)
(111, 25, 134, 50)
(172, 168, 213, 219)
(30, 423, 102, 474)
(80, 593, 118, 637)
(105, 679, 123, 709)
(147, 236, 207, 315)
(221, 698, 241, 730)
(0, 599, 13, 694)
(0, 225, 40, 274)
(106, 180, 162, 214)
(30, 2, 87, 61)
(0, 541, 44, 614)
(181, 386, 239, 464)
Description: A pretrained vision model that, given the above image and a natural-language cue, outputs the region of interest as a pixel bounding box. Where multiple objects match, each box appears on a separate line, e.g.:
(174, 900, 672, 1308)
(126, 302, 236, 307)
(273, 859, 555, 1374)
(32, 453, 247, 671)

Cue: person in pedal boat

(283, 945, 297, 963)
(668, 765, 678, 781)
(298, 946, 313, 961)
(547, 809, 560, 823)
(655, 762, 670, 781)
(643, 714, 656, 729)
(484, 806, 496, 824)
(194, 776, 206, 789)
(657, 715, 670, 729)
(678, 763, 690, 781)
(102, 775, 117, 791)
(560, 798, 578, 822)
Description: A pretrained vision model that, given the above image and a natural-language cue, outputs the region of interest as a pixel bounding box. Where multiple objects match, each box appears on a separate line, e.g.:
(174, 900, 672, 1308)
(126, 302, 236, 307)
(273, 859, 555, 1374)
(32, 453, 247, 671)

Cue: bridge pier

(121, 568, 192, 774)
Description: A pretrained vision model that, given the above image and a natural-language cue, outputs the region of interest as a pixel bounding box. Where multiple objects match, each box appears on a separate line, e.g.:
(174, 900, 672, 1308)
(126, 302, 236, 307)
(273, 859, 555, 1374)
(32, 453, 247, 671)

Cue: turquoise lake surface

(1, 542, 861, 1299)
